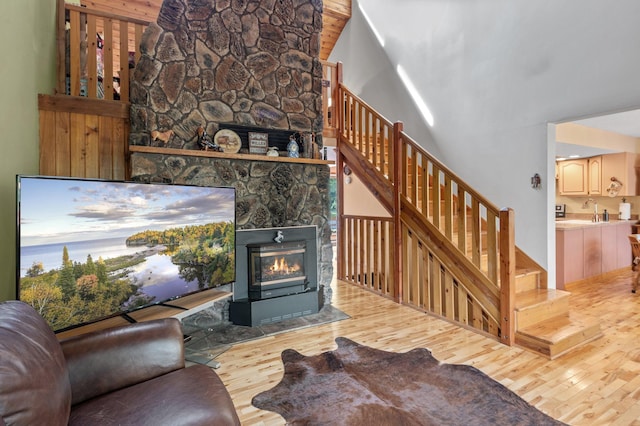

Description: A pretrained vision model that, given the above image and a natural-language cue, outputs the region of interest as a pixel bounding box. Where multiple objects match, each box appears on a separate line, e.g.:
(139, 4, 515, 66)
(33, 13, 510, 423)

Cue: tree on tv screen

(20, 221, 235, 331)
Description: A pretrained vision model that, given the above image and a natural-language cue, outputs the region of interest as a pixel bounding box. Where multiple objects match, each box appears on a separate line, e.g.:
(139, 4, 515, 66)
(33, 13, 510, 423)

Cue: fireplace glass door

(248, 241, 307, 299)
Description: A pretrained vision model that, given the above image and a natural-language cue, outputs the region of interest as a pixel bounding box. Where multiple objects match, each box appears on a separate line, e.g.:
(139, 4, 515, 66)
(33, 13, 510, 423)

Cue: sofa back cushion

(0, 301, 71, 425)
(61, 318, 185, 405)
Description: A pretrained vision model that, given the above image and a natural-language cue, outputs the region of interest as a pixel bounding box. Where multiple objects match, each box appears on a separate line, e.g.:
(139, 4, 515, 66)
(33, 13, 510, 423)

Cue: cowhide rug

(252, 337, 564, 425)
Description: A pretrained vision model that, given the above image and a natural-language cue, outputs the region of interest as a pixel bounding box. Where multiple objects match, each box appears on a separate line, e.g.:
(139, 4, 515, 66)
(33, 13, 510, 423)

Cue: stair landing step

(515, 312, 602, 359)
(514, 288, 571, 311)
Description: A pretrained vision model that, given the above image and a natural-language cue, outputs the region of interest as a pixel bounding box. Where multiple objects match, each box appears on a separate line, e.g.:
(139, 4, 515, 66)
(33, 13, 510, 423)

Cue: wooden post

(335, 62, 343, 137)
(56, 0, 67, 95)
(336, 62, 344, 281)
(393, 122, 404, 303)
(499, 207, 516, 346)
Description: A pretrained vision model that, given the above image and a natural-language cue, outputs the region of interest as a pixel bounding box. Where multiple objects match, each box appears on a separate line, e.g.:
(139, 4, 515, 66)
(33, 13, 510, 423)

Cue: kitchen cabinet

(617, 221, 634, 268)
(556, 221, 633, 289)
(556, 227, 584, 285)
(557, 159, 588, 195)
(601, 152, 640, 197)
(601, 225, 618, 272)
(587, 155, 602, 195)
(557, 153, 639, 196)
(583, 226, 602, 278)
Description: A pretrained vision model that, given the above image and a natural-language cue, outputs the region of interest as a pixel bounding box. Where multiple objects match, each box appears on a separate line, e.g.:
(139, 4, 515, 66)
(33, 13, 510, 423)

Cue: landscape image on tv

(17, 176, 236, 332)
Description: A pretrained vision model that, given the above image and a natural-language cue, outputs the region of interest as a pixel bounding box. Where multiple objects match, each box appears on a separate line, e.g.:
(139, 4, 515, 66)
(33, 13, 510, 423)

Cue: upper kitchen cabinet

(601, 152, 640, 197)
(558, 153, 640, 196)
(558, 157, 601, 195)
(588, 156, 602, 195)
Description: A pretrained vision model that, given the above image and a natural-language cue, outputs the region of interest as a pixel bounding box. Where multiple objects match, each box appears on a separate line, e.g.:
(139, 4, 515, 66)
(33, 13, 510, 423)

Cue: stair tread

(514, 288, 571, 311)
(516, 312, 601, 345)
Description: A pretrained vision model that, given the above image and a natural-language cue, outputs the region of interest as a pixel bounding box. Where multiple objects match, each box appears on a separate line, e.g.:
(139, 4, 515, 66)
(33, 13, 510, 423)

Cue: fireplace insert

(231, 226, 321, 326)
(248, 241, 309, 299)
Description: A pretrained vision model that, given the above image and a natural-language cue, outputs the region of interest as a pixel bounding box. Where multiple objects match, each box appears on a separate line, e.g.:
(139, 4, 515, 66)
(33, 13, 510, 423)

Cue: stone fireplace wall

(129, 0, 324, 148)
(127, 0, 332, 300)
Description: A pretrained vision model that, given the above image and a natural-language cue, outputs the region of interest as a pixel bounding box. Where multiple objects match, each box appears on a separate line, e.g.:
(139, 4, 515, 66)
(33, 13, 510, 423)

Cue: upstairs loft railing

(39, 1, 145, 181)
(56, 1, 339, 138)
(335, 74, 516, 345)
(56, 2, 150, 102)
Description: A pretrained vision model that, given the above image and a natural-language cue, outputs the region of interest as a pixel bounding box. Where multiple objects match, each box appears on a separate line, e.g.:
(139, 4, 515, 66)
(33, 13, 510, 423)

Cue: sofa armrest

(60, 318, 185, 406)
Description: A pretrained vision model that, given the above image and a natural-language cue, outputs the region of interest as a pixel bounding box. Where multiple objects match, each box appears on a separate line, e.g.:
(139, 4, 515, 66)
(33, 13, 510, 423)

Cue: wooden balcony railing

(56, 1, 150, 102)
(336, 77, 516, 344)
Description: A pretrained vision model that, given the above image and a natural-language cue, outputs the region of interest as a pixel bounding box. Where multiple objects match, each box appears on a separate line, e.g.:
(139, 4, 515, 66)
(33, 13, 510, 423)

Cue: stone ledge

(129, 145, 333, 166)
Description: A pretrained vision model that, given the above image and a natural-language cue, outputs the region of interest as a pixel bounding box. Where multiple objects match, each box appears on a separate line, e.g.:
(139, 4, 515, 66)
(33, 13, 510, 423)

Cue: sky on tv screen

(19, 177, 235, 247)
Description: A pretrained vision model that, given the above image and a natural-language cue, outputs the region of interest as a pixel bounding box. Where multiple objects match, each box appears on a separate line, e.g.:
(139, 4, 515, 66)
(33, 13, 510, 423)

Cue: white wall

(343, 174, 390, 218)
(330, 0, 640, 283)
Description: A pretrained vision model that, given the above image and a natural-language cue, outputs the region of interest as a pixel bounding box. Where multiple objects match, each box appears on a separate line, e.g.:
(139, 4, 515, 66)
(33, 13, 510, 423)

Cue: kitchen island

(556, 219, 634, 289)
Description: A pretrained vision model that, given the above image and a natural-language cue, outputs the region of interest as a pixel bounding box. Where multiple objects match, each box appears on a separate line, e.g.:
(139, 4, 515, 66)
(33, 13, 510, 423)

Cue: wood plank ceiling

(80, 0, 351, 61)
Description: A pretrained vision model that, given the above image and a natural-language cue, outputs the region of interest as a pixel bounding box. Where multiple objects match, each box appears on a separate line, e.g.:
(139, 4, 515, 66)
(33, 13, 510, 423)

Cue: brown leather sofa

(0, 300, 241, 425)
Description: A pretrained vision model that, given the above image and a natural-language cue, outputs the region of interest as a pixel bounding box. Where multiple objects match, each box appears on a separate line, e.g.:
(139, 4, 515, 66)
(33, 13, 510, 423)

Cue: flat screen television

(16, 175, 236, 333)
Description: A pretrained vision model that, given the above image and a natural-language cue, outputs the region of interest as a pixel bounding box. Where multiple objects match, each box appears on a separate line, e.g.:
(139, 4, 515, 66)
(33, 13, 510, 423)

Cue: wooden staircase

(334, 81, 603, 358)
(346, 141, 604, 358)
(513, 268, 602, 359)
(379, 161, 603, 358)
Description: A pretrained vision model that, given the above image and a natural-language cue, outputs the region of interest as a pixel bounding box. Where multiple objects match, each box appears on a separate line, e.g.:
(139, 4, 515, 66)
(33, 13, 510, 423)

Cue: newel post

(334, 62, 343, 135)
(335, 62, 345, 281)
(499, 207, 516, 346)
(393, 122, 404, 303)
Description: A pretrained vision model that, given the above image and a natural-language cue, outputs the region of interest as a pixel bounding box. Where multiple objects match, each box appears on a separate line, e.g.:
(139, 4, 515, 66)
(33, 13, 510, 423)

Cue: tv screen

(16, 175, 236, 332)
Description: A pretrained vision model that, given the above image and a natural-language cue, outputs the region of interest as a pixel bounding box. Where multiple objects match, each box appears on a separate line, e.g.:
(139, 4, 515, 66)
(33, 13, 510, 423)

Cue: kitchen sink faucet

(582, 198, 600, 221)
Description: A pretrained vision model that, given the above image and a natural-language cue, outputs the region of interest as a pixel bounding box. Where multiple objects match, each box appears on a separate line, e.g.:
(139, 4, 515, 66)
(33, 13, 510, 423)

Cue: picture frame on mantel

(248, 132, 268, 155)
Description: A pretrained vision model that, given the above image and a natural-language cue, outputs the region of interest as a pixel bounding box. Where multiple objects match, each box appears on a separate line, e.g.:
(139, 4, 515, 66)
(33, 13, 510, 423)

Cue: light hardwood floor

(214, 268, 640, 425)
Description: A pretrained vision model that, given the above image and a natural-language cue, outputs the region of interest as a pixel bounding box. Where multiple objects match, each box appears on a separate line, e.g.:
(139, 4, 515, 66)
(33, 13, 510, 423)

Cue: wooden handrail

(339, 85, 395, 181)
(397, 130, 502, 282)
(65, 4, 151, 26)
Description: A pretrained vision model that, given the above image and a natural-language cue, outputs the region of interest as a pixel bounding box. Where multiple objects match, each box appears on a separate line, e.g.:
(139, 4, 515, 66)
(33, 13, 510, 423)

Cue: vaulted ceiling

(81, 0, 351, 60)
(319, 0, 351, 60)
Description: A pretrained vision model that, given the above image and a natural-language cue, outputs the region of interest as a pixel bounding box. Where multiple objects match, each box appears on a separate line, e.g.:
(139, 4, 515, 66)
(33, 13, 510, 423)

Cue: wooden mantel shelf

(130, 145, 334, 165)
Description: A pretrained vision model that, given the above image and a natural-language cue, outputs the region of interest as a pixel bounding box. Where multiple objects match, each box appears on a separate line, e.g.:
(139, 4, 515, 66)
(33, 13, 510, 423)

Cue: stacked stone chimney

(128, 0, 333, 299)
(129, 0, 323, 148)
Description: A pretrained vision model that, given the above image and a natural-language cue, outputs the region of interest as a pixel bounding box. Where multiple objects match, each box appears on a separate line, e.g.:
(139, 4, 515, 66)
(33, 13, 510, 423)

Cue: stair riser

(516, 298, 570, 330)
(516, 324, 602, 360)
(516, 273, 540, 293)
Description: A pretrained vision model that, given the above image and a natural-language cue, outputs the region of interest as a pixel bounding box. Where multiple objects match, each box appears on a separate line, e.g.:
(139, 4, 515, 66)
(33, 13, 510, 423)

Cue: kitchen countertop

(555, 218, 636, 230)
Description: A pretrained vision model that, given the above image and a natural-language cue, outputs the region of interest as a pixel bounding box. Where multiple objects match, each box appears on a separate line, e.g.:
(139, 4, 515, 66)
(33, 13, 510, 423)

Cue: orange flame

(269, 257, 301, 274)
